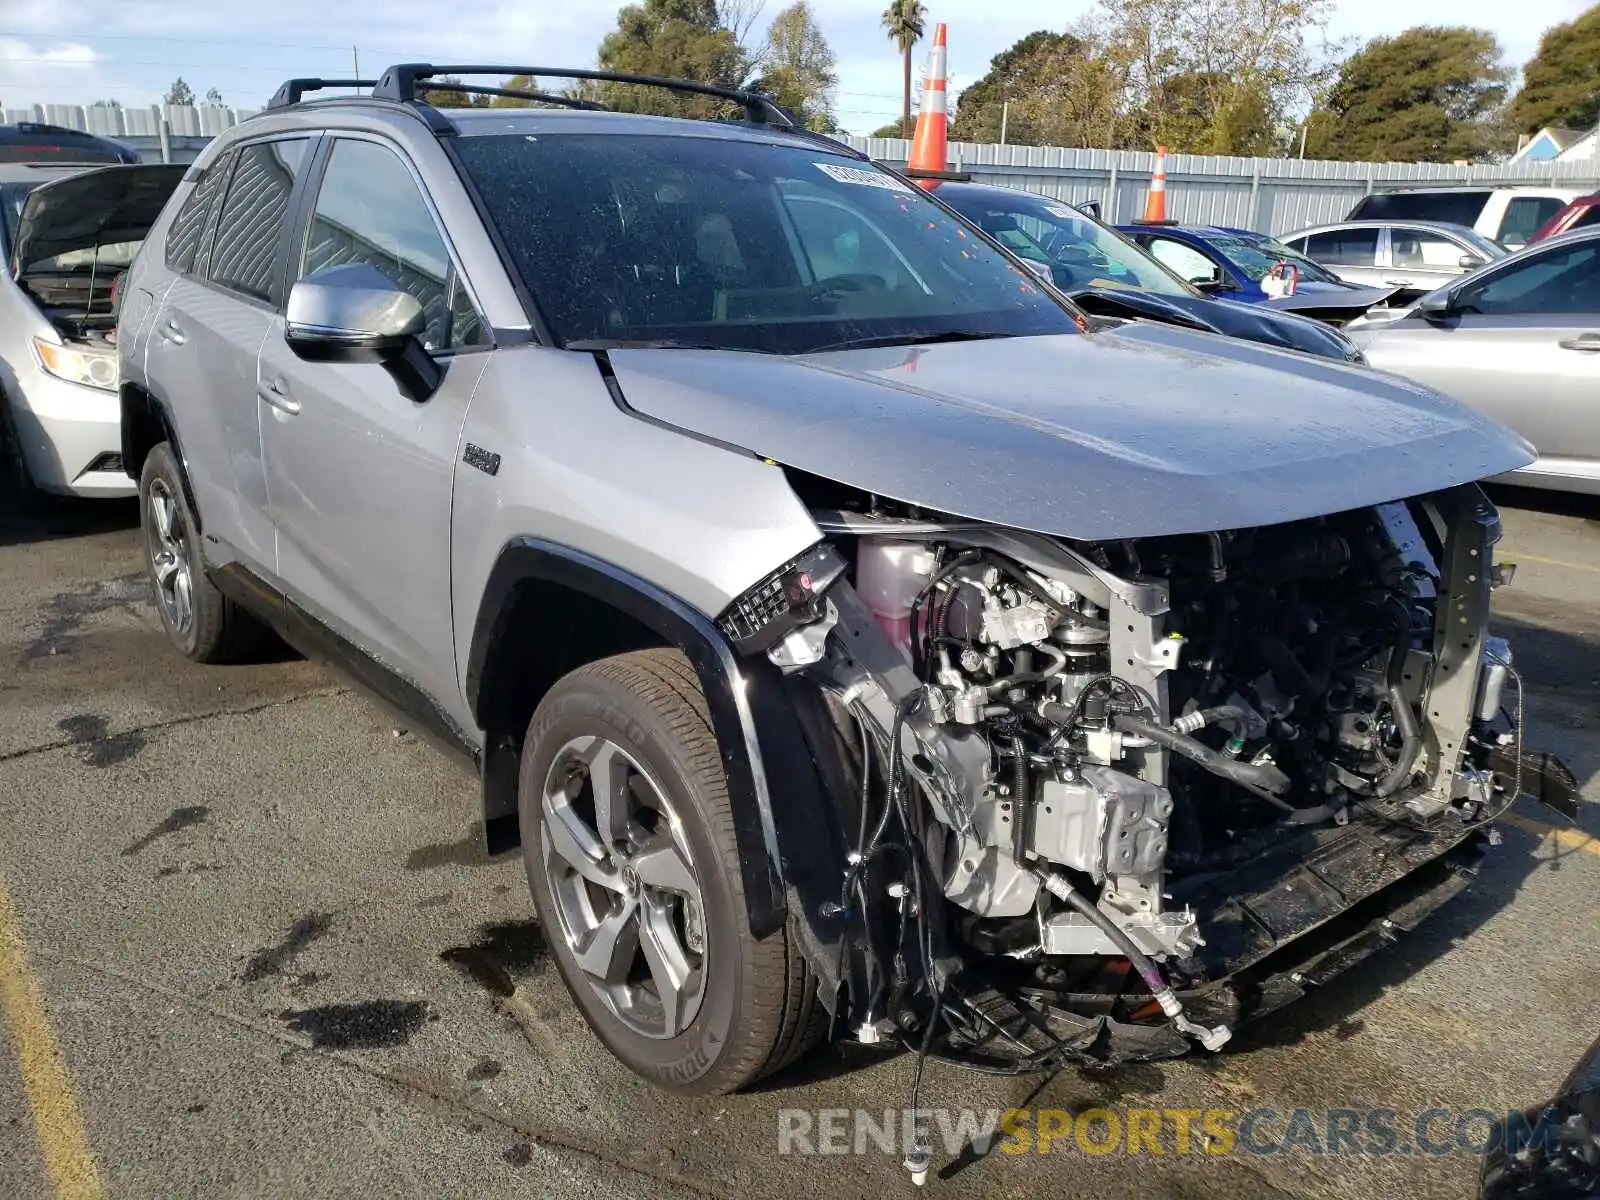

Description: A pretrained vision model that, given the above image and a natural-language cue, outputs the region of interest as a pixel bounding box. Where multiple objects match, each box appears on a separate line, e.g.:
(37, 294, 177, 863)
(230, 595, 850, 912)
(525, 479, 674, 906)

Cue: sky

(1, 0, 1595, 135)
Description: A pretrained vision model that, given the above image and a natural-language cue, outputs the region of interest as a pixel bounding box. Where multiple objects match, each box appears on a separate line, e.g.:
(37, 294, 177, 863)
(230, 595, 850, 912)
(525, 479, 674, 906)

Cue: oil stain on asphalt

(57, 712, 146, 767)
(26, 573, 150, 659)
(278, 1000, 432, 1050)
(122, 805, 209, 855)
(240, 913, 334, 983)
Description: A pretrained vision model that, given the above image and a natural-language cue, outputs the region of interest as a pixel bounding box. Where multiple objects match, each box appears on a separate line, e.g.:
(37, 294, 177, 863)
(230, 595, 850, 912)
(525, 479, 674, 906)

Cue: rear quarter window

(164, 158, 229, 274)
(1349, 191, 1490, 228)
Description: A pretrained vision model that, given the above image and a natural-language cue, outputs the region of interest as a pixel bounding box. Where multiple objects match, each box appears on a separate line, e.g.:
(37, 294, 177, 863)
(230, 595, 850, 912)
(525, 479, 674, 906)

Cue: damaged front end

(719, 481, 1562, 1083)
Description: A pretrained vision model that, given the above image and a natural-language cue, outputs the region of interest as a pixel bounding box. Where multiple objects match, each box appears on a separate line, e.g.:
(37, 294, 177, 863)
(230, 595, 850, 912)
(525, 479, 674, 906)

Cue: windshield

(453, 134, 1082, 353)
(1, 179, 141, 271)
(1211, 231, 1343, 284)
(937, 189, 1194, 298)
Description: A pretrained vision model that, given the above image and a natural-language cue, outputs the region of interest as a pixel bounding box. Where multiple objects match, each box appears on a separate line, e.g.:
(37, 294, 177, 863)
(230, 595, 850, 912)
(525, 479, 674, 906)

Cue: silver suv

(119, 66, 1565, 1120)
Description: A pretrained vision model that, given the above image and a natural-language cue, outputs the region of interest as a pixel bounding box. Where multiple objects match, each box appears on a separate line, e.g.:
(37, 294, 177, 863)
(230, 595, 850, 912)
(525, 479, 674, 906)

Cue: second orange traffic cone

(1140, 145, 1168, 222)
(907, 23, 949, 189)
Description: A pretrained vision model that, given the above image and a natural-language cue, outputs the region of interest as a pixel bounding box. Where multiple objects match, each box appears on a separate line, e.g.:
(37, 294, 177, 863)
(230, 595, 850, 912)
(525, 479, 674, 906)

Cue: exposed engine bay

(723, 481, 1532, 1083)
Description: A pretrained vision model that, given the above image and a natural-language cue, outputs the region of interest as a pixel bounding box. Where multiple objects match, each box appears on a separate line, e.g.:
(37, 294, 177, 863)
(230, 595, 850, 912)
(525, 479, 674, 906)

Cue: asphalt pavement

(1, 483, 1596, 1200)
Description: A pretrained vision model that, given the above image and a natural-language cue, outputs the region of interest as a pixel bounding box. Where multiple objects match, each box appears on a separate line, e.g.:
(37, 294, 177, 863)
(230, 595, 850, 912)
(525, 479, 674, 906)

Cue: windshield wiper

(565, 338, 773, 353)
(805, 329, 1010, 354)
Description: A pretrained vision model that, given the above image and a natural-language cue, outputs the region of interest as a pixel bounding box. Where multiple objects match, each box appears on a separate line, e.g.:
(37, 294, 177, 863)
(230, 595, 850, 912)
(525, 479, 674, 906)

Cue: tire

(139, 442, 265, 663)
(519, 648, 824, 1095)
(0, 391, 49, 516)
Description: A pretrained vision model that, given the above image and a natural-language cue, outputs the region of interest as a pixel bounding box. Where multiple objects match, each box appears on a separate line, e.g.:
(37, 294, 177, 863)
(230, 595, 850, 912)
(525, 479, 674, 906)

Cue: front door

(257, 135, 491, 719)
(1368, 237, 1600, 478)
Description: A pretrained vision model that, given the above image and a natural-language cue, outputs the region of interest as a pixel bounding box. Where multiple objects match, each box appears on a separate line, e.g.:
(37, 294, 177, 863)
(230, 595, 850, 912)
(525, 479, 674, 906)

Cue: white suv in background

(1347, 186, 1582, 249)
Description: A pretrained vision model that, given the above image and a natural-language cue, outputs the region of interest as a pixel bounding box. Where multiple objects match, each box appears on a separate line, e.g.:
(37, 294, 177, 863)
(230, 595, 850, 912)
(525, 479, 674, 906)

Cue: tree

(597, 0, 747, 117)
(163, 77, 194, 106)
(757, 1, 837, 131)
(204, 87, 223, 106)
(1509, 5, 1600, 134)
(1306, 27, 1512, 162)
(881, 0, 927, 137)
(867, 122, 904, 138)
(1095, 0, 1336, 153)
(949, 30, 1121, 148)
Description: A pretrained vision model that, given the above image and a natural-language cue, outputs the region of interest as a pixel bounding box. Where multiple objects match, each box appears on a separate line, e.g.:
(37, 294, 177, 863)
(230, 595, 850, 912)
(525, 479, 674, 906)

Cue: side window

(164, 155, 230, 274)
(1572, 207, 1600, 232)
(301, 138, 480, 352)
(1457, 243, 1600, 316)
(785, 195, 902, 288)
(1390, 229, 1470, 270)
(1305, 228, 1378, 266)
(1147, 237, 1218, 283)
(1497, 197, 1564, 248)
(208, 139, 311, 302)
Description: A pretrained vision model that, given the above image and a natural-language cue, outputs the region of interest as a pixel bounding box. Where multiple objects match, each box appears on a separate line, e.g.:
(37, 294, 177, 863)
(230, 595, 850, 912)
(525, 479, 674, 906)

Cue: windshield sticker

(814, 162, 915, 193)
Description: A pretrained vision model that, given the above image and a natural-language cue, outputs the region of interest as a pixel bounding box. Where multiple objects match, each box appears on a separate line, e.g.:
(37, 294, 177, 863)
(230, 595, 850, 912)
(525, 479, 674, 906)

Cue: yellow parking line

(1513, 553, 1600, 576)
(1500, 811, 1600, 857)
(0, 875, 103, 1199)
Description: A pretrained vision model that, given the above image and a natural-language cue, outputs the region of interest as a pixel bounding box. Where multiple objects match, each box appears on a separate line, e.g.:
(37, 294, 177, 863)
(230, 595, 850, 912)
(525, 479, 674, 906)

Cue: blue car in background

(929, 182, 1366, 361)
(1116, 223, 1399, 324)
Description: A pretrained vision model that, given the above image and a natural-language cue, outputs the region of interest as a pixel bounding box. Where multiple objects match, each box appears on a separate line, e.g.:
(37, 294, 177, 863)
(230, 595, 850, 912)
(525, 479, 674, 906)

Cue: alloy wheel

(145, 477, 193, 635)
(539, 735, 708, 1039)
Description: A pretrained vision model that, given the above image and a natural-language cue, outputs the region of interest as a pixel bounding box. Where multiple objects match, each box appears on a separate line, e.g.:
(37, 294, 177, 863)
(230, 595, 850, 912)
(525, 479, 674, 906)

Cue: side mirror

(1458, 254, 1483, 270)
(1076, 200, 1103, 220)
(285, 263, 441, 401)
(1415, 289, 1455, 322)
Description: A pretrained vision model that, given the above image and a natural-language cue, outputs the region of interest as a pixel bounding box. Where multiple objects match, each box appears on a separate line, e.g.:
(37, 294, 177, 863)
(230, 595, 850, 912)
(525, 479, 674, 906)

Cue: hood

(1158, 293, 1357, 361)
(1263, 283, 1399, 317)
(1073, 288, 1355, 362)
(605, 325, 1534, 541)
(10, 164, 184, 273)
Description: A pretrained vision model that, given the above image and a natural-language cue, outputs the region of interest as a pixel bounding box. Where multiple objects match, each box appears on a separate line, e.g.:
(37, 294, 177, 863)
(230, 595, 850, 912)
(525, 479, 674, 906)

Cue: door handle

(1557, 335, 1600, 352)
(157, 318, 186, 346)
(1383, 279, 1412, 288)
(257, 379, 302, 415)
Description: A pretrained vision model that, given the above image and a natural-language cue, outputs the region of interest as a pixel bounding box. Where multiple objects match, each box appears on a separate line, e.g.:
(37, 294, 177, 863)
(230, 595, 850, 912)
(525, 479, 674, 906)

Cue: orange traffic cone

(1140, 145, 1168, 222)
(907, 23, 949, 189)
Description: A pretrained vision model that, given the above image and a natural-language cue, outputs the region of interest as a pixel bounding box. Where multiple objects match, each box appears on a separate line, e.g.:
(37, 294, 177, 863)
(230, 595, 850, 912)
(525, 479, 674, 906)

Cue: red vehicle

(1529, 192, 1600, 242)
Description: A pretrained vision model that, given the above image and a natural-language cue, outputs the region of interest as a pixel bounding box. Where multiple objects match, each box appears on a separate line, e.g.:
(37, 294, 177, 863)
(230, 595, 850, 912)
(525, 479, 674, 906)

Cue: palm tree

(881, 0, 927, 137)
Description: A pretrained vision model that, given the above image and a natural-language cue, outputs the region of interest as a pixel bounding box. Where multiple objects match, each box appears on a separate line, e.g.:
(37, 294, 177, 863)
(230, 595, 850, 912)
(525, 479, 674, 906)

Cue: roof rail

(268, 78, 378, 109)
(419, 81, 607, 112)
(370, 63, 794, 127)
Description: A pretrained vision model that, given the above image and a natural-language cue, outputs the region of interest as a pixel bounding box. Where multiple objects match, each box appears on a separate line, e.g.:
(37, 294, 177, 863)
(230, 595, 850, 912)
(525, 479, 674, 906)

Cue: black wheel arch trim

(120, 384, 202, 534)
(468, 538, 840, 943)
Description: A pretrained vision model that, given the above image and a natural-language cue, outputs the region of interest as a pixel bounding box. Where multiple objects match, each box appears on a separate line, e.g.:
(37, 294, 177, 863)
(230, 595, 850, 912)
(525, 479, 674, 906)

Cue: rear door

(1301, 226, 1384, 287)
(1363, 237, 1600, 477)
(144, 136, 314, 570)
(256, 134, 490, 713)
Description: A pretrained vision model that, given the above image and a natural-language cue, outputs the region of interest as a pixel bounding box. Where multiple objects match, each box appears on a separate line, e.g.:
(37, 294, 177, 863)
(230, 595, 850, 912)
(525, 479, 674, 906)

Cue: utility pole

(1298, 122, 1308, 160)
(352, 46, 361, 91)
(1000, 100, 1010, 146)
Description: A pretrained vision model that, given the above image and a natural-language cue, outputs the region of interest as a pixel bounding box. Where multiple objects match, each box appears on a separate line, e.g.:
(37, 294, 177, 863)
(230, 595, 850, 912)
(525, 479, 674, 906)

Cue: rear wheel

(519, 648, 824, 1094)
(139, 442, 265, 662)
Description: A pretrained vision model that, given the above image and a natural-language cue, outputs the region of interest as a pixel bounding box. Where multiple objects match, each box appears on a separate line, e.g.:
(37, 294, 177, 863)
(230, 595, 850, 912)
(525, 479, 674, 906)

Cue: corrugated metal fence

(7, 101, 1600, 233)
(845, 137, 1600, 233)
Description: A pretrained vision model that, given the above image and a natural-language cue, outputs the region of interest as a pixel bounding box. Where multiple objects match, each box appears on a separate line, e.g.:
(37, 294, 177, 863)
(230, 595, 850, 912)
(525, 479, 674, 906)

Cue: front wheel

(518, 648, 824, 1094)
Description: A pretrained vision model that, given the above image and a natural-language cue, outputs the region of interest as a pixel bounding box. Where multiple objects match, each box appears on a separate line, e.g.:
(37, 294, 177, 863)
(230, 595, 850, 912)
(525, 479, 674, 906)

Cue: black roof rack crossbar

(268, 78, 378, 109)
(422, 82, 607, 112)
(372, 63, 793, 127)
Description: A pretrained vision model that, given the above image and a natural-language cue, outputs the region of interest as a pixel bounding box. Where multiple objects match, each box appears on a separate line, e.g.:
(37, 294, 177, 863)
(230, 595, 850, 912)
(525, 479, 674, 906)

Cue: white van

(1346, 186, 1582, 249)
